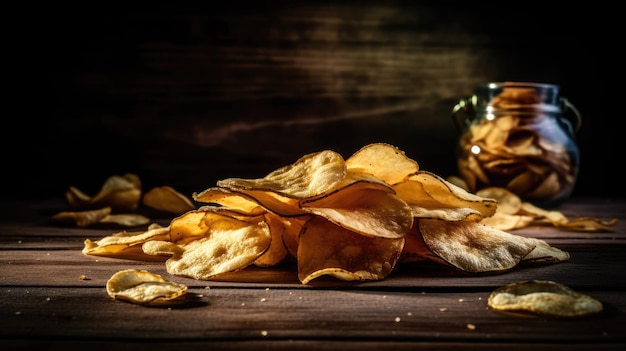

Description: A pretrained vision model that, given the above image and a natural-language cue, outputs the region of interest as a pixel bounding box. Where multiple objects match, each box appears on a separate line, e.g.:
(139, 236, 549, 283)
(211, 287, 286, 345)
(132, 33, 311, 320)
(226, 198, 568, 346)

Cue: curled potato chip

(193, 187, 267, 216)
(345, 143, 419, 185)
(143, 186, 196, 214)
(217, 150, 347, 199)
(52, 207, 112, 227)
(106, 269, 187, 305)
(66, 173, 142, 212)
(298, 216, 404, 284)
(142, 213, 272, 280)
(394, 171, 497, 220)
(474, 186, 617, 232)
(417, 219, 550, 273)
(488, 280, 603, 318)
(82, 223, 171, 261)
(301, 178, 413, 239)
(253, 212, 290, 267)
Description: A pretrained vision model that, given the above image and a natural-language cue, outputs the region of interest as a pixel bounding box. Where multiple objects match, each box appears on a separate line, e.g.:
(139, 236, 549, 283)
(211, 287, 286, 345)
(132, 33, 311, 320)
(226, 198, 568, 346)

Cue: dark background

(5, 1, 623, 202)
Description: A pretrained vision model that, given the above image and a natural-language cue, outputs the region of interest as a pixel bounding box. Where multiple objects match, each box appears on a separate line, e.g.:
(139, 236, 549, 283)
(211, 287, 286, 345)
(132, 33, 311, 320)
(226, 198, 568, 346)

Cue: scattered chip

(52, 207, 112, 227)
(106, 269, 188, 305)
(476, 186, 618, 232)
(488, 280, 603, 318)
(66, 173, 142, 212)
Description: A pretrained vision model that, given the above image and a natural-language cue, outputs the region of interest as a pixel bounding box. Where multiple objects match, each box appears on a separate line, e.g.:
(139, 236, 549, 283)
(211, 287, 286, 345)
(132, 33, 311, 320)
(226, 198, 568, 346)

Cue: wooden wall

(5, 1, 622, 202)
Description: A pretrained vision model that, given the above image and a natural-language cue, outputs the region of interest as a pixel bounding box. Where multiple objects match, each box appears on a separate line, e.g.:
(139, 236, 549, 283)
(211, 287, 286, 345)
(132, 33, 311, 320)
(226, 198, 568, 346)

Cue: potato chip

(142, 213, 271, 280)
(297, 216, 404, 284)
(521, 238, 570, 264)
(52, 207, 112, 227)
(143, 186, 196, 214)
(106, 269, 187, 305)
(217, 150, 347, 199)
(345, 143, 419, 185)
(193, 187, 267, 216)
(253, 212, 290, 267)
(394, 171, 497, 220)
(66, 173, 142, 212)
(278, 215, 310, 258)
(301, 173, 413, 239)
(476, 187, 521, 215)
(416, 219, 547, 273)
(100, 213, 150, 227)
(82, 223, 170, 261)
(488, 280, 603, 318)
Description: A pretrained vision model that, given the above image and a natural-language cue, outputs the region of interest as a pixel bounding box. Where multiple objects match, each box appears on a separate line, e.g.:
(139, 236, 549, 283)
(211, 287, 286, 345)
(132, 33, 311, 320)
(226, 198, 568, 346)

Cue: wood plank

(1, 287, 624, 344)
(2, 243, 625, 290)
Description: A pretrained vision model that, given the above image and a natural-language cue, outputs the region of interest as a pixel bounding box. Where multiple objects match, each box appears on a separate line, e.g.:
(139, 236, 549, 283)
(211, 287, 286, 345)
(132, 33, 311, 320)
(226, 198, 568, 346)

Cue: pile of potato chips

(82, 143, 577, 285)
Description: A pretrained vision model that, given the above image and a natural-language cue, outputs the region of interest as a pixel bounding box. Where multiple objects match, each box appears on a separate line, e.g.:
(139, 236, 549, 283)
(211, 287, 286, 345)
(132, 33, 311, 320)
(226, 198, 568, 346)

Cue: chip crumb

(458, 298, 464, 302)
(260, 298, 266, 302)
(394, 317, 401, 322)
(407, 312, 412, 316)
(467, 323, 476, 330)
(78, 274, 88, 280)
(439, 307, 447, 312)
(261, 330, 268, 336)
(241, 303, 246, 306)
(15, 311, 21, 315)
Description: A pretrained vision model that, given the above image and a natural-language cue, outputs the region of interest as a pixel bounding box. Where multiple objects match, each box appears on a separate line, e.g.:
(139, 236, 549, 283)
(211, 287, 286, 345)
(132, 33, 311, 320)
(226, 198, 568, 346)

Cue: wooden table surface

(1, 197, 625, 350)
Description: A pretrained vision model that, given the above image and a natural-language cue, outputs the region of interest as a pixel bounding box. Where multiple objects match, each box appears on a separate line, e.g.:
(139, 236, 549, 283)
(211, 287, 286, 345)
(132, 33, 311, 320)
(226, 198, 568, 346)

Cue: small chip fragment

(106, 269, 188, 305)
(488, 280, 603, 318)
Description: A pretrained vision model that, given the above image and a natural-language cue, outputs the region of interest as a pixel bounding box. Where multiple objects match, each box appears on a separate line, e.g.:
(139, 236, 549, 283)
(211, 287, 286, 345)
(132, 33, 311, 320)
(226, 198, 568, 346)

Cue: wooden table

(1, 197, 625, 350)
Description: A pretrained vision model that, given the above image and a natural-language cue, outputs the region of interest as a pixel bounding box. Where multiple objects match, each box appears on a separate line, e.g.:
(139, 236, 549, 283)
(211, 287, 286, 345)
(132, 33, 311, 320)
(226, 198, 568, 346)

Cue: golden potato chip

(99, 213, 150, 227)
(82, 223, 170, 261)
(301, 173, 413, 239)
(345, 143, 419, 185)
(521, 238, 570, 264)
(476, 187, 522, 215)
(488, 280, 602, 318)
(417, 219, 539, 273)
(52, 207, 112, 227)
(556, 217, 619, 232)
(142, 213, 271, 280)
(253, 212, 290, 267)
(394, 171, 497, 220)
(217, 150, 347, 199)
(192, 187, 267, 216)
(106, 269, 187, 305)
(519, 201, 568, 226)
(400, 223, 445, 264)
(479, 213, 535, 231)
(66, 173, 142, 212)
(143, 186, 196, 214)
(278, 216, 310, 258)
(297, 216, 404, 284)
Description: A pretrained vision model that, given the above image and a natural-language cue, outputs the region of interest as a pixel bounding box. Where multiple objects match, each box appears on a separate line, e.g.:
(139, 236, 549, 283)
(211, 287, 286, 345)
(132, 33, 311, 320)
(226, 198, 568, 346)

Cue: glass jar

(452, 82, 582, 207)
